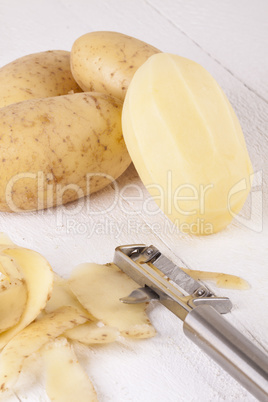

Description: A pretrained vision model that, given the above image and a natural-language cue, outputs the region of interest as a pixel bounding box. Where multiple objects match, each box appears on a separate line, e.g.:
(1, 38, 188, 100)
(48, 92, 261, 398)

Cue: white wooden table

(0, 1, 267, 401)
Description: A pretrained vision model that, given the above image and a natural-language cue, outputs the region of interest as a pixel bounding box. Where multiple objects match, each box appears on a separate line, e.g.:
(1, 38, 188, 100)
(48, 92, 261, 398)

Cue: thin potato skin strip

(0, 278, 27, 333)
(42, 338, 98, 402)
(69, 263, 156, 338)
(0, 254, 24, 280)
(64, 322, 119, 344)
(0, 233, 15, 247)
(0, 248, 54, 350)
(182, 268, 250, 289)
(0, 306, 88, 391)
(45, 275, 95, 320)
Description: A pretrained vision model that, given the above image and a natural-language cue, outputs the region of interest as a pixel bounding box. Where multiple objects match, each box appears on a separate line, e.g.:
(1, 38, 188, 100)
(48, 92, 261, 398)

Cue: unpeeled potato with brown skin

(71, 31, 160, 101)
(0, 50, 82, 108)
(0, 92, 131, 212)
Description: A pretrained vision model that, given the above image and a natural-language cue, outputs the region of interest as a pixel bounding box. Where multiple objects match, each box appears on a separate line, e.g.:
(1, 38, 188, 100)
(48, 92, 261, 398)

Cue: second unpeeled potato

(0, 32, 159, 212)
(70, 31, 160, 101)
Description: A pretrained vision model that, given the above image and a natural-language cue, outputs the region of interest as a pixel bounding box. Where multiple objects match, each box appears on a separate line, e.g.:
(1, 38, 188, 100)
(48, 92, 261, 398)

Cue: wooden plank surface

(0, 1, 267, 401)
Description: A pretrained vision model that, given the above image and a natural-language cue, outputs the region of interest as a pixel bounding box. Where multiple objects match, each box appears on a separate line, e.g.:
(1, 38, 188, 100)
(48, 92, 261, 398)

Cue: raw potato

(0, 247, 53, 350)
(0, 277, 27, 333)
(0, 50, 81, 108)
(64, 322, 119, 344)
(71, 31, 160, 101)
(69, 263, 156, 338)
(42, 338, 97, 402)
(122, 53, 253, 234)
(0, 92, 131, 212)
(0, 307, 88, 391)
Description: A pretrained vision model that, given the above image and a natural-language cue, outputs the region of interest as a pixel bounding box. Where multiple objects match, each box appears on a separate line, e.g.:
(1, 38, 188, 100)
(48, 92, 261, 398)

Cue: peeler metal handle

(184, 304, 268, 401)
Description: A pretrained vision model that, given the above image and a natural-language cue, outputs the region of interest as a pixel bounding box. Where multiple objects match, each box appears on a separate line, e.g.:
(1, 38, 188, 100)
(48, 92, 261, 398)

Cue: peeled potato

(0, 307, 88, 391)
(122, 53, 253, 234)
(71, 31, 160, 101)
(64, 322, 119, 345)
(0, 50, 81, 108)
(0, 247, 53, 350)
(0, 92, 131, 212)
(42, 338, 97, 402)
(69, 263, 156, 338)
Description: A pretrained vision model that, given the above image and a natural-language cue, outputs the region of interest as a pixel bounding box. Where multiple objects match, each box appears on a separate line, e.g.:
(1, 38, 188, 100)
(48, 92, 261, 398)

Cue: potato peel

(182, 268, 250, 290)
(69, 263, 156, 338)
(0, 254, 24, 280)
(0, 247, 53, 350)
(0, 306, 88, 391)
(42, 337, 97, 402)
(0, 233, 15, 247)
(45, 274, 95, 320)
(64, 322, 119, 345)
(0, 277, 27, 333)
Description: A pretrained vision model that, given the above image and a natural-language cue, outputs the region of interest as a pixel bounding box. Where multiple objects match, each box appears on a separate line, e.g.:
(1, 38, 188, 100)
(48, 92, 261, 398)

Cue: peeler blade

(141, 246, 208, 296)
(120, 287, 159, 304)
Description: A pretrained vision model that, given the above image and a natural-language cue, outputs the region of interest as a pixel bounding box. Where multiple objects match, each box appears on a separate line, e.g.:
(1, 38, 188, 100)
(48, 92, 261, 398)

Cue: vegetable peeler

(114, 244, 268, 402)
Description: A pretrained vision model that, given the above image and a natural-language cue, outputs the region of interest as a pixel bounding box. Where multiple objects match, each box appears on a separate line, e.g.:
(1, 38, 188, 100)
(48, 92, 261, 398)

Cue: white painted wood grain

(146, 0, 268, 102)
(0, 1, 267, 401)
